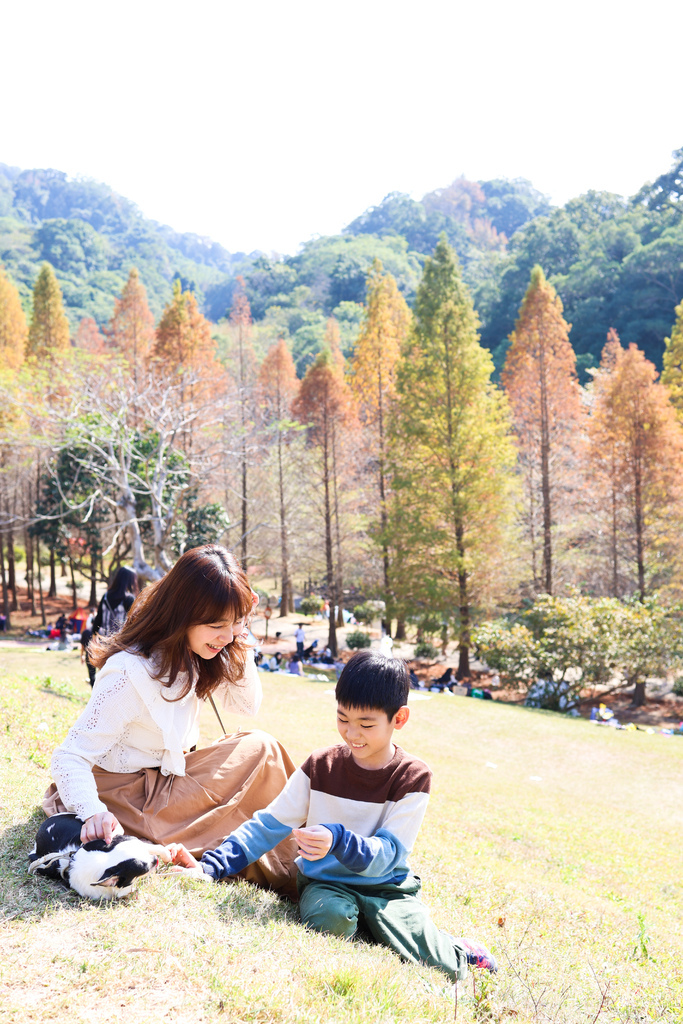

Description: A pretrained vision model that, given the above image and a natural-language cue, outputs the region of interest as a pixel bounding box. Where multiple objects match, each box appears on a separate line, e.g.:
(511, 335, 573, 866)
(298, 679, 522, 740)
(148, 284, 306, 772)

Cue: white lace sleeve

(51, 663, 148, 822)
(216, 652, 263, 717)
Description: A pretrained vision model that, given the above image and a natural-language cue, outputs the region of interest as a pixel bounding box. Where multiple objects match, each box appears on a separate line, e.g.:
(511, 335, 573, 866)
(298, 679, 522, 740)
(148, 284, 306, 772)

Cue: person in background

(80, 613, 96, 687)
(295, 624, 305, 658)
(92, 567, 138, 639)
(288, 655, 304, 676)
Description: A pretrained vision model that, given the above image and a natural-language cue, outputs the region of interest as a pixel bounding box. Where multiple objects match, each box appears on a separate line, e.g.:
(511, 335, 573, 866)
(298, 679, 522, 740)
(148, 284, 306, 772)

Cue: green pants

(297, 872, 468, 982)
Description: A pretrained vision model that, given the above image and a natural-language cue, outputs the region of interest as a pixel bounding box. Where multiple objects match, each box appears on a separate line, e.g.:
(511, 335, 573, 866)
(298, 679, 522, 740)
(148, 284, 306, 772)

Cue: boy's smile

(336, 703, 409, 770)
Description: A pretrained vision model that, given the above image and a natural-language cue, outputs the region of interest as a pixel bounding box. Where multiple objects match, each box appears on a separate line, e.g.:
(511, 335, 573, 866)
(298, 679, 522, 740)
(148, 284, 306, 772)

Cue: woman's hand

(80, 812, 123, 845)
(292, 825, 334, 861)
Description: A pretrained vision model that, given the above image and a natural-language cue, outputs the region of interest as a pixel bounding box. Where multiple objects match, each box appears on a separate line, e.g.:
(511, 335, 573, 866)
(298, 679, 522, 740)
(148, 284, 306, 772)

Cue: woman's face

(186, 615, 246, 660)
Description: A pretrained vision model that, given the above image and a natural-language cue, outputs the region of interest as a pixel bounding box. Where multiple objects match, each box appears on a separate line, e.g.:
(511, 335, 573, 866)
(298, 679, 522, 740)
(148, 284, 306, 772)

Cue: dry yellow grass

(1, 645, 682, 1022)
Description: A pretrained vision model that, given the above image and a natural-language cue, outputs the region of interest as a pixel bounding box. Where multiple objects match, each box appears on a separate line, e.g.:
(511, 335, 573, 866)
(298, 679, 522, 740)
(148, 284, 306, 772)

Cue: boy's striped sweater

(201, 742, 432, 886)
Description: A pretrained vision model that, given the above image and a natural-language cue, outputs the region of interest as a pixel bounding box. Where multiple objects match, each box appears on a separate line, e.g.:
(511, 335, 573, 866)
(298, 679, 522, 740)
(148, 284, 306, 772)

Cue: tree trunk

(277, 429, 291, 619)
(377, 370, 391, 634)
(456, 520, 470, 680)
(118, 489, 162, 581)
(611, 479, 619, 598)
(69, 558, 78, 610)
(7, 528, 17, 610)
(36, 535, 46, 626)
(240, 437, 248, 568)
(89, 548, 98, 607)
(634, 452, 645, 601)
(239, 321, 249, 570)
(49, 546, 57, 598)
(331, 421, 344, 629)
(0, 531, 11, 629)
(528, 465, 539, 592)
(395, 618, 406, 641)
(25, 528, 37, 615)
(323, 427, 337, 657)
(632, 679, 646, 707)
(539, 347, 552, 594)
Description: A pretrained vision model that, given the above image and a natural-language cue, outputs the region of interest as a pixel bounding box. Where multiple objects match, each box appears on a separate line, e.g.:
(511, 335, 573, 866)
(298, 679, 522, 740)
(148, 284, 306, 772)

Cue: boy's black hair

(335, 649, 409, 720)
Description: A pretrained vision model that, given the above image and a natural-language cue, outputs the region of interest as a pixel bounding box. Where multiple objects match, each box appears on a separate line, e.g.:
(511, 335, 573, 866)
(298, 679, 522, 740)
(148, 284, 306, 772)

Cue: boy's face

(336, 703, 409, 770)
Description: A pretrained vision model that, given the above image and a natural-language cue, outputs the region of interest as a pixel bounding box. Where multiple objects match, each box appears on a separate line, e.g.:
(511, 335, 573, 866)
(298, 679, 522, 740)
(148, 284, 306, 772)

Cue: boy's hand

(166, 843, 200, 869)
(292, 825, 333, 861)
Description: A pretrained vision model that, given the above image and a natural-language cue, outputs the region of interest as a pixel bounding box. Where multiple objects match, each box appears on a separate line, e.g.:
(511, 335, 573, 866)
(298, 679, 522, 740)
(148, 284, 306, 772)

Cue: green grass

(1, 645, 683, 1022)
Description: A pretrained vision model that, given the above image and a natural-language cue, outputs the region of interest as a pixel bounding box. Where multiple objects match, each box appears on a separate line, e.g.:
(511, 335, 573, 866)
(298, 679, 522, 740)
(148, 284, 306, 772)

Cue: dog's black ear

(82, 839, 110, 853)
(96, 858, 149, 891)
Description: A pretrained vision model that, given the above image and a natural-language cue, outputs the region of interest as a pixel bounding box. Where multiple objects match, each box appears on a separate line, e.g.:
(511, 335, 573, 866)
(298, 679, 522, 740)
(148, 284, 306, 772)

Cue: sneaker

(457, 937, 498, 972)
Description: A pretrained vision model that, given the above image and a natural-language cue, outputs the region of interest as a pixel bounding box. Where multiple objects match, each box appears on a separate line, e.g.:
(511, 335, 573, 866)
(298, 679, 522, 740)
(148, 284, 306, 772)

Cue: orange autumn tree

(292, 349, 357, 655)
(323, 316, 354, 625)
(502, 265, 583, 594)
(257, 338, 300, 615)
(589, 334, 683, 599)
(152, 280, 217, 374)
(151, 281, 224, 461)
(586, 329, 625, 596)
(108, 268, 155, 373)
(75, 317, 106, 354)
(0, 268, 27, 372)
(349, 260, 411, 630)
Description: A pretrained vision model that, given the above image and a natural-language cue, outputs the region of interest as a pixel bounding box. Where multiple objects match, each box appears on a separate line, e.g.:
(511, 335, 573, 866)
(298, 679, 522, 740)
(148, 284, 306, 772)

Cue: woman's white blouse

(51, 649, 262, 821)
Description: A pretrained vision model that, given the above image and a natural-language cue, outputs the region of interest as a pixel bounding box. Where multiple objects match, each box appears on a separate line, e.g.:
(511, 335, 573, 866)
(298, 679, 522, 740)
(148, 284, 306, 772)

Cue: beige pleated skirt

(43, 729, 299, 900)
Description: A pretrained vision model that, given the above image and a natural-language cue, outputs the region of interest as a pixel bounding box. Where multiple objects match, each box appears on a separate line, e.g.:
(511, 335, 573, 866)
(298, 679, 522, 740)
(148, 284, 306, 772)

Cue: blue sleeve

(199, 810, 294, 881)
(324, 824, 407, 876)
(200, 838, 249, 880)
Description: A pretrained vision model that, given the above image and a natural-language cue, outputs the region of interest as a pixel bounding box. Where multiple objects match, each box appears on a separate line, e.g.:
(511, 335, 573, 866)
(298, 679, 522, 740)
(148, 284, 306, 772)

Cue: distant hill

(0, 163, 249, 325)
(1, 152, 682, 377)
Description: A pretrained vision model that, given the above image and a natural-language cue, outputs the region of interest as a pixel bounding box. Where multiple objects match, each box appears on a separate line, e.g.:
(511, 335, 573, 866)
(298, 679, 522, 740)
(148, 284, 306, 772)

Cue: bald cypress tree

(0, 268, 27, 372)
(502, 266, 582, 594)
(350, 260, 411, 631)
(27, 263, 70, 360)
(390, 236, 516, 677)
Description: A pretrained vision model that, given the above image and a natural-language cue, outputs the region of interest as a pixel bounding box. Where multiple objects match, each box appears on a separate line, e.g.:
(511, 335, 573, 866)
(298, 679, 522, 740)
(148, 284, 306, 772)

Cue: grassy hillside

(2, 645, 682, 1022)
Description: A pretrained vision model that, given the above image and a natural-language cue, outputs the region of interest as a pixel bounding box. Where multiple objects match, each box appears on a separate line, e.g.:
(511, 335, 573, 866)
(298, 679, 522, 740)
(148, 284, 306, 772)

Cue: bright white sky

(3, 0, 682, 255)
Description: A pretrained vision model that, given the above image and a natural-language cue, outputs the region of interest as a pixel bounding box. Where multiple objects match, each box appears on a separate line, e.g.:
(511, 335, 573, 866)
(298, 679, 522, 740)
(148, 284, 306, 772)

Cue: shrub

(473, 592, 683, 710)
(299, 595, 324, 618)
(414, 640, 438, 660)
(673, 677, 683, 698)
(353, 600, 386, 625)
(345, 629, 372, 650)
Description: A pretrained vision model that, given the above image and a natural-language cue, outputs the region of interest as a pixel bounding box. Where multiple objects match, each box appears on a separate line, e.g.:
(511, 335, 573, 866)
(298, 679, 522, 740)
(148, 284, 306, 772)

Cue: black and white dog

(28, 813, 168, 900)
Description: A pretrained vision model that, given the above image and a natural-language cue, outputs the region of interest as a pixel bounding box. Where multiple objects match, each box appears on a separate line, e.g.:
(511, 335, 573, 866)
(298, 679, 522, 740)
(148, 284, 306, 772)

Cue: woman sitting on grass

(43, 544, 298, 898)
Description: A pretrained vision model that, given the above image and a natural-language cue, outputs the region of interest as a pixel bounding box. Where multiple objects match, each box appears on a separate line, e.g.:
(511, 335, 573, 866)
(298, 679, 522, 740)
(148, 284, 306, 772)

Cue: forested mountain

(1, 150, 682, 376)
(0, 164, 248, 325)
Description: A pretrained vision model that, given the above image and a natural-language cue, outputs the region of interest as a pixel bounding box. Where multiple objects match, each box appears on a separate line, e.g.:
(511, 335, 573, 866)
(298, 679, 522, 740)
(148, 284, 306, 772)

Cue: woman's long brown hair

(88, 545, 254, 700)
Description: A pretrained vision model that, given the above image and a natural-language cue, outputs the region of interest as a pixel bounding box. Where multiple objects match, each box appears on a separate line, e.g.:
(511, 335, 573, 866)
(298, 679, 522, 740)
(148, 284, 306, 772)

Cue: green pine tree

(26, 263, 70, 360)
(389, 236, 517, 676)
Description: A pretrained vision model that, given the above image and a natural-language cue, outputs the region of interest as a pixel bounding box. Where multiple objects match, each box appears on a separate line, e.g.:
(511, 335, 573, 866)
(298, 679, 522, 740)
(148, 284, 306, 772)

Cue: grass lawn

(1, 645, 682, 1023)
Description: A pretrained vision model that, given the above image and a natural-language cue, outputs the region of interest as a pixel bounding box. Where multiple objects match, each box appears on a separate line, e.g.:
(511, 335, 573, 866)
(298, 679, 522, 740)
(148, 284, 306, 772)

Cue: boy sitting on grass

(170, 649, 496, 983)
